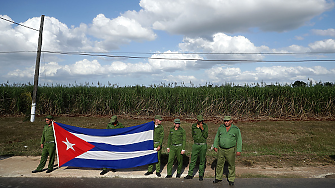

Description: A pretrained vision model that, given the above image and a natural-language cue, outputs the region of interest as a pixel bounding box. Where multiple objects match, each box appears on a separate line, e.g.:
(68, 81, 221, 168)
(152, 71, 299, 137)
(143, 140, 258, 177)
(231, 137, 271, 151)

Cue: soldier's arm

(182, 129, 186, 150)
(213, 127, 220, 149)
(202, 124, 208, 139)
(40, 127, 46, 145)
(167, 130, 171, 152)
(236, 129, 242, 153)
(159, 127, 164, 146)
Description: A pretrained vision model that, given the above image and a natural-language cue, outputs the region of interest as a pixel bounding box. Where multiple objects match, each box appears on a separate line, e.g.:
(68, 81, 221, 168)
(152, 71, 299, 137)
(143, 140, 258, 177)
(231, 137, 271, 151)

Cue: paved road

(1, 177, 335, 188)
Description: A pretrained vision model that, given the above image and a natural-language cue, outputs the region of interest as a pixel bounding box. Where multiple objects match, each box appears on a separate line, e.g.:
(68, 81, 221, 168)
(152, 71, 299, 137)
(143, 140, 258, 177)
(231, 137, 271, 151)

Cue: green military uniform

(101, 116, 124, 174)
(147, 122, 164, 173)
(34, 116, 56, 172)
(166, 119, 186, 177)
(187, 121, 208, 177)
(213, 119, 242, 183)
(106, 121, 124, 129)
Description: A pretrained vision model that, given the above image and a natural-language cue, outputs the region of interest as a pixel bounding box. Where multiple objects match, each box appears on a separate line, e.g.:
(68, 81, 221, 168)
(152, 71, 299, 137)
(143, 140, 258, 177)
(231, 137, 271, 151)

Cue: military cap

(45, 115, 53, 119)
(154, 115, 163, 120)
(174, 118, 181, 124)
(223, 116, 231, 121)
(197, 115, 204, 121)
(110, 115, 117, 123)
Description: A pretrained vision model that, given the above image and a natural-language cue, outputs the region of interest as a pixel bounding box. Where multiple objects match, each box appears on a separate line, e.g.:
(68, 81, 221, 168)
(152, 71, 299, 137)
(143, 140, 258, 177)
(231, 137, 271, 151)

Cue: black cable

(42, 51, 335, 63)
(1, 50, 335, 55)
(0, 16, 39, 32)
(0, 50, 335, 63)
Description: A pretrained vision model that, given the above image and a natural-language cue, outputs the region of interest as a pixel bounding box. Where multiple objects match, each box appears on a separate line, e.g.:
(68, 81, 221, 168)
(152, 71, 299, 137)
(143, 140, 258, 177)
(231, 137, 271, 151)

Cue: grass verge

(1, 115, 334, 168)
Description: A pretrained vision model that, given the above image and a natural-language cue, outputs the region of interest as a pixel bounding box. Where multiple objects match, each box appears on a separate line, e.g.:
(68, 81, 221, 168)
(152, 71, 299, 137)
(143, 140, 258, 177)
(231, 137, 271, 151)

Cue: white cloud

(124, 0, 333, 36)
(90, 14, 156, 41)
(148, 50, 201, 71)
(64, 59, 104, 75)
(279, 39, 335, 53)
(308, 39, 335, 52)
(295, 36, 304, 40)
(206, 65, 335, 84)
(88, 14, 156, 50)
(179, 33, 264, 64)
(162, 75, 198, 83)
(0, 15, 38, 52)
(312, 28, 335, 37)
(286, 44, 311, 53)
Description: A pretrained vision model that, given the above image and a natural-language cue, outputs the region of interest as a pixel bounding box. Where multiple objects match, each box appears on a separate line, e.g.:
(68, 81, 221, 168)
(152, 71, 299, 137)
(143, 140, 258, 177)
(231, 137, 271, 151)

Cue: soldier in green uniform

(144, 115, 164, 177)
(100, 115, 125, 175)
(213, 116, 242, 186)
(32, 115, 56, 173)
(165, 119, 186, 178)
(184, 115, 208, 181)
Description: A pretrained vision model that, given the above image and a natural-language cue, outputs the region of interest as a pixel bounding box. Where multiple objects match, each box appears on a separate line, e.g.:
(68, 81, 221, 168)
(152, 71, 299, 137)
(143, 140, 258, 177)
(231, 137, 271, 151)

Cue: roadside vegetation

(1, 81, 334, 171)
(1, 115, 334, 169)
(1, 81, 334, 119)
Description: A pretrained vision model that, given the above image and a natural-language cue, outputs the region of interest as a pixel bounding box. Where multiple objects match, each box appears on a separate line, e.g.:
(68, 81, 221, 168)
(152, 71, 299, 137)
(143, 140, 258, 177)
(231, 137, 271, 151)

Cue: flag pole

(30, 15, 45, 122)
(52, 121, 60, 168)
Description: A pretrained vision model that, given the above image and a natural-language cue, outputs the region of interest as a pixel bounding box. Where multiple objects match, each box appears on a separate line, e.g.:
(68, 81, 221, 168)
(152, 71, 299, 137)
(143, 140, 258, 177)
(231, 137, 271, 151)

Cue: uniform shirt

(153, 124, 164, 147)
(191, 123, 208, 144)
(40, 124, 55, 144)
(213, 124, 242, 152)
(106, 122, 125, 129)
(167, 127, 186, 150)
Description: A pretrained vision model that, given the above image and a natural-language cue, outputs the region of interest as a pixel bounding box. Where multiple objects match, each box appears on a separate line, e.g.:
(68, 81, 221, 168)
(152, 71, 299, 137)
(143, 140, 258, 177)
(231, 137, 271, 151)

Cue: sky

(1, 0, 335, 87)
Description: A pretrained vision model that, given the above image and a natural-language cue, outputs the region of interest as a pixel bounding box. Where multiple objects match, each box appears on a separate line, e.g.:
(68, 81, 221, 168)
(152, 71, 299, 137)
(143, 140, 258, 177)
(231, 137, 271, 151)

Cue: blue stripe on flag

(63, 153, 158, 169)
(56, 121, 154, 136)
(89, 140, 153, 152)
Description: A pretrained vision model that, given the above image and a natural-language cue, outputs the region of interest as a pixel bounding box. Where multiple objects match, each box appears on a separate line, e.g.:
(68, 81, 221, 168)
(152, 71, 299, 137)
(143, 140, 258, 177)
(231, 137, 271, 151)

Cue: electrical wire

(0, 50, 335, 63)
(40, 51, 335, 63)
(0, 16, 39, 32)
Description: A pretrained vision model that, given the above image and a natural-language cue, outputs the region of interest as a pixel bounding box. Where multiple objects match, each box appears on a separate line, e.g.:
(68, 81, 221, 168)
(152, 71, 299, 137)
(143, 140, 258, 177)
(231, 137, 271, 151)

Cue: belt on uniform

(154, 142, 160, 144)
(194, 143, 206, 145)
(173, 144, 182, 146)
(45, 141, 55, 143)
(219, 146, 235, 149)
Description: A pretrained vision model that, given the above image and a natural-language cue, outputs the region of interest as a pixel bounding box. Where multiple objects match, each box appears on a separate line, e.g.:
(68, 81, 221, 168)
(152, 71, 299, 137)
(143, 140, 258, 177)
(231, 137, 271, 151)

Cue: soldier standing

(213, 116, 242, 186)
(184, 115, 208, 181)
(165, 119, 186, 178)
(32, 115, 56, 173)
(144, 115, 164, 177)
(100, 115, 125, 175)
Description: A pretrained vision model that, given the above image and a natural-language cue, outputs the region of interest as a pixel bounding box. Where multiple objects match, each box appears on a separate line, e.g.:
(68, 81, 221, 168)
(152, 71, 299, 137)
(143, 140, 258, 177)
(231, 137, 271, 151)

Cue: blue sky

(1, 0, 335, 87)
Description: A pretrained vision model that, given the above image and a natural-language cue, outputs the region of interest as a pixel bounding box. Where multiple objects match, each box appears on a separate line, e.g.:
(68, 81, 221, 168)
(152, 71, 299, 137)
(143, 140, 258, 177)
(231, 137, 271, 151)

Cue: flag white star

(62, 137, 75, 151)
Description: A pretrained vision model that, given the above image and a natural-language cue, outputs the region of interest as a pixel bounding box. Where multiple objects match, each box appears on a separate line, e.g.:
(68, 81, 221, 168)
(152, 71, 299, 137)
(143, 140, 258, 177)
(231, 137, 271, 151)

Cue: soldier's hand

(40, 144, 44, 149)
(214, 147, 218, 152)
(236, 152, 241, 156)
(157, 146, 161, 151)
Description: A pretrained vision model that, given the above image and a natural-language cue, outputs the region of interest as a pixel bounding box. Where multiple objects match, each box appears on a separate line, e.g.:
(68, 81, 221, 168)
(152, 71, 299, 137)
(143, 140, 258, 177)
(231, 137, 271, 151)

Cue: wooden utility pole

(30, 15, 45, 122)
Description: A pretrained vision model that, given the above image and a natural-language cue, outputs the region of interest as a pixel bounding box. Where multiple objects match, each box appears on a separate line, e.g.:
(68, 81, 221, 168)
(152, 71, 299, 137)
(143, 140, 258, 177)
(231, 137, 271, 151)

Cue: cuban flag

(52, 121, 158, 169)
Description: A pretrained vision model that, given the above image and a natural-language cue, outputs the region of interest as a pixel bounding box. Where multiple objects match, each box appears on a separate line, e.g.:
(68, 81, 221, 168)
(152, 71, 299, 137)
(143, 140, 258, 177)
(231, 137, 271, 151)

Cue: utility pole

(30, 15, 45, 122)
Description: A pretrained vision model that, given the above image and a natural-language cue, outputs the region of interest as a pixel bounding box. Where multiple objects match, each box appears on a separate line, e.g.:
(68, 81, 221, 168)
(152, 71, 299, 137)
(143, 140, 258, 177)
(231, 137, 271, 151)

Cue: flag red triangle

(53, 122, 95, 167)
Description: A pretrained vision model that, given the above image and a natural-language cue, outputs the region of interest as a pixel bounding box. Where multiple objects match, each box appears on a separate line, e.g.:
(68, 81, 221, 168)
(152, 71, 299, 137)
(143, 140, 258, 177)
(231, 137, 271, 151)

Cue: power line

(38, 51, 335, 63)
(0, 16, 39, 31)
(0, 50, 335, 63)
(1, 50, 335, 55)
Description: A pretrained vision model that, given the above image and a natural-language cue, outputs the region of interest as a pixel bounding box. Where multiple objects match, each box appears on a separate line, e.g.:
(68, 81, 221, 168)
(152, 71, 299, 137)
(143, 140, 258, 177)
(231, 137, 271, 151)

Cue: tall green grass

(0, 83, 334, 118)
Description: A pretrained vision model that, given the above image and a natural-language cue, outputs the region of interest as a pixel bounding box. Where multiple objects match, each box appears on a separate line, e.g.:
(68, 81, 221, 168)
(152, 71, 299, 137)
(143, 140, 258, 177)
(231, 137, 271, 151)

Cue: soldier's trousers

(167, 145, 183, 175)
(215, 147, 236, 182)
(36, 142, 56, 171)
(147, 143, 162, 173)
(188, 143, 207, 176)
